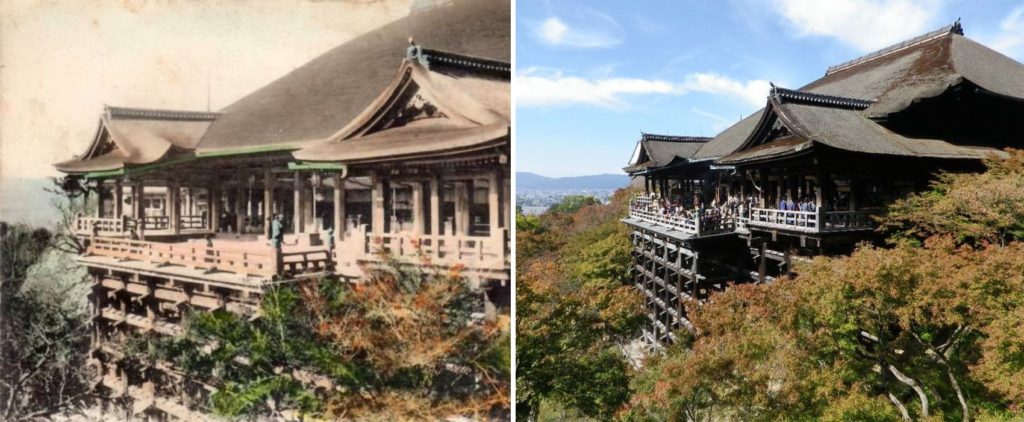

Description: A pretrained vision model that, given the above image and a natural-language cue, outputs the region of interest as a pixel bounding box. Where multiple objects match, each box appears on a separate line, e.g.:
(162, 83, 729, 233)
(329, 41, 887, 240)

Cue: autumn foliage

(516, 190, 646, 419)
(625, 151, 1024, 421)
(134, 260, 509, 420)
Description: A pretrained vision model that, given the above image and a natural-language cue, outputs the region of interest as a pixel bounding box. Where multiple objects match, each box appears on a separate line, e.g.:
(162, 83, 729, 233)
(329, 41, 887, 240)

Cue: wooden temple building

(623, 22, 1024, 345)
(53, 0, 509, 418)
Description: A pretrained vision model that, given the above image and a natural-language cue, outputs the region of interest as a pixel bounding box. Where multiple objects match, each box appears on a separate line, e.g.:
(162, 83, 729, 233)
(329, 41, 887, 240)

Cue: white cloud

(532, 9, 623, 48)
(539, 18, 569, 44)
(516, 69, 675, 108)
(516, 68, 771, 109)
(769, 0, 944, 52)
(986, 6, 1024, 60)
(679, 73, 772, 108)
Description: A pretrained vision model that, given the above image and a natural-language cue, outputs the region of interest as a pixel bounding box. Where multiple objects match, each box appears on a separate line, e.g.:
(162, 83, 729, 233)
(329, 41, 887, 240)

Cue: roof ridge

(105, 106, 221, 121)
(641, 133, 713, 143)
(770, 85, 874, 109)
(406, 42, 510, 74)
(825, 20, 963, 75)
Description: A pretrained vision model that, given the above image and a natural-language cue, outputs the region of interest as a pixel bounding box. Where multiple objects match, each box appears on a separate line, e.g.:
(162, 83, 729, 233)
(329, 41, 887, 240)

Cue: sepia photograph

(1, 0, 509, 420)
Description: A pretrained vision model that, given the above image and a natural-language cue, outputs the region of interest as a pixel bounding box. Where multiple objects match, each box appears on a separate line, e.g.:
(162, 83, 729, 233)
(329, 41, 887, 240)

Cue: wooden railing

(627, 195, 736, 237)
(822, 210, 876, 231)
(74, 214, 130, 236)
(74, 214, 215, 237)
(86, 237, 331, 278)
(629, 196, 875, 235)
(179, 215, 207, 230)
(748, 208, 820, 232)
(747, 208, 875, 233)
(142, 216, 170, 230)
(366, 229, 509, 268)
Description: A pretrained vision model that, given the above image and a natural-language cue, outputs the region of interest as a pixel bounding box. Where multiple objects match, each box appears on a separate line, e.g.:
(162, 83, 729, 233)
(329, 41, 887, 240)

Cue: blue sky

(515, 0, 1024, 177)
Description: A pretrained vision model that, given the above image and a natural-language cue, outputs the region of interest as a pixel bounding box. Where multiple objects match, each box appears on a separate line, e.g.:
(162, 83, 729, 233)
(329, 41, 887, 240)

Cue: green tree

(626, 151, 1024, 421)
(547, 195, 600, 215)
(135, 258, 509, 420)
(878, 149, 1024, 246)
(0, 223, 93, 421)
(516, 189, 645, 420)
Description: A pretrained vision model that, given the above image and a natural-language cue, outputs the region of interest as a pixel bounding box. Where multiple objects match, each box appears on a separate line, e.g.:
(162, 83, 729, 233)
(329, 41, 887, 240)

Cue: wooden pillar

(170, 179, 180, 235)
(412, 181, 424, 235)
(263, 169, 274, 238)
(740, 171, 747, 201)
(333, 173, 344, 240)
(454, 181, 469, 236)
(131, 183, 141, 218)
(94, 182, 104, 218)
(815, 169, 827, 210)
(488, 171, 500, 237)
(235, 174, 246, 234)
(758, 241, 767, 284)
(371, 174, 385, 237)
(183, 187, 191, 217)
(210, 186, 220, 232)
(430, 175, 441, 236)
(849, 177, 858, 211)
(293, 172, 303, 234)
(113, 180, 123, 218)
(503, 174, 511, 229)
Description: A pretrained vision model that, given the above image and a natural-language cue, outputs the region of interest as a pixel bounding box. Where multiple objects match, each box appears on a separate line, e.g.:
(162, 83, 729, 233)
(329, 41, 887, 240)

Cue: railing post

(273, 245, 283, 278)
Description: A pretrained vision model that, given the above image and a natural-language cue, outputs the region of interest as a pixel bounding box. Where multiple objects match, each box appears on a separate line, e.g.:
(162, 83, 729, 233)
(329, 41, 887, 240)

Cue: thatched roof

(196, 0, 510, 155)
(717, 90, 1005, 164)
(693, 22, 1024, 163)
(802, 26, 1024, 118)
(623, 134, 710, 174)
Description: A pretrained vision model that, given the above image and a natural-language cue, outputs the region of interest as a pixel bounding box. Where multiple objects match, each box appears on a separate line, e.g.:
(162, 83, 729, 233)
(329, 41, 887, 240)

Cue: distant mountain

(516, 172, 630, 190)
(0, 178, 65, 227)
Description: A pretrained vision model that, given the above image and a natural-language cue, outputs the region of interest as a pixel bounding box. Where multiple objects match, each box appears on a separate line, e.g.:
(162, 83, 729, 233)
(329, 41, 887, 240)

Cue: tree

(878, 149, 1024, 246)
(0, 223, 93, 421)
(516, 189, 645, 420)
(135, 257, 509, 420)
(626, 238, 1024, 421)
(547, 195, 600, 215)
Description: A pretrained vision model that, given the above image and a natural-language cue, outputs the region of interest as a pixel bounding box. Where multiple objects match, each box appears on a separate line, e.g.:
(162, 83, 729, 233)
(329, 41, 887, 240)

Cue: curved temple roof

(717, 89, 1005, 165)
(292, 51, 510, 164)
(54, 0, 510, 177)
(624, 133, 711, 174)
(688, 22, 1024, 166)
(54, 107, 219, 175)
(195, 0, 510, 155)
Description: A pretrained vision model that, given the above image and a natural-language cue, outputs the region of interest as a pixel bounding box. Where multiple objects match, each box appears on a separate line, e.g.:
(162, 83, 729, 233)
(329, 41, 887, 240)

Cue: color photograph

(515, 1, 1024, 421)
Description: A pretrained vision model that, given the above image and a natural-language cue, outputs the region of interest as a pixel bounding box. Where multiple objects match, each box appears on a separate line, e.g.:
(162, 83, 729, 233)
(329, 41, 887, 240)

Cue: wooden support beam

(293, 172, 304, 234)
(371, 174, 384, 237)
(170, 179, 180, 235)
(235, 173, 245, 234)
(263, 168, 274, 238)
(114, 180, 123, 219)
(454, 181, 469, 236)
(333, 173, 344, 240)
(430, 175, 441, 236)
(488, 170, 500, 237)
(412, 181, 424, 235)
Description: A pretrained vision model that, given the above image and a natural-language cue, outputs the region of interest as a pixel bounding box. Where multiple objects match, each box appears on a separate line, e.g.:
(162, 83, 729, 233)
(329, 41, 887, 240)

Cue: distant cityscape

(517, 188, 619, 215)
(515, 172, 630, 215)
